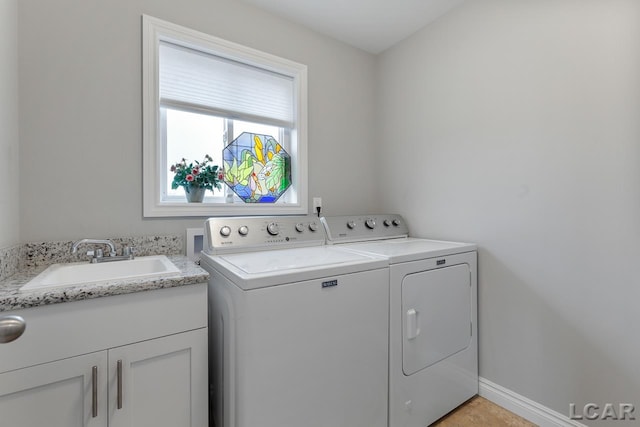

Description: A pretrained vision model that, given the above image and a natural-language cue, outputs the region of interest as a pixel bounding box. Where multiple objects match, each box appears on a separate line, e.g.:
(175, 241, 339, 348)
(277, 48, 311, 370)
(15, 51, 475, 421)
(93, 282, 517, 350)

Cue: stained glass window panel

(222, 132, 291, 203)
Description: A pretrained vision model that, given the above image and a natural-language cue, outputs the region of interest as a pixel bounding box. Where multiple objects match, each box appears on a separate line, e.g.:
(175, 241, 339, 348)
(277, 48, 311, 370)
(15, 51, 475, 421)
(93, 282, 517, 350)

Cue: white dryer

(200, 216, 390, 427)
(322, 214, 478, 427)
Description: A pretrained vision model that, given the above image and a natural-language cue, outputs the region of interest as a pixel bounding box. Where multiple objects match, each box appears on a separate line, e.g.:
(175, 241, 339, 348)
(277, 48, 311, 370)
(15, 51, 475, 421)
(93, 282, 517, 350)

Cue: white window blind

(159, 41, 295, 127)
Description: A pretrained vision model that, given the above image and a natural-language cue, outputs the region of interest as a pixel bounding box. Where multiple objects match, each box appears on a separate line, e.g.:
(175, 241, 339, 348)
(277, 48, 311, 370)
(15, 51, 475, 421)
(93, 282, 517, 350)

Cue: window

(142, 15, 308, 217)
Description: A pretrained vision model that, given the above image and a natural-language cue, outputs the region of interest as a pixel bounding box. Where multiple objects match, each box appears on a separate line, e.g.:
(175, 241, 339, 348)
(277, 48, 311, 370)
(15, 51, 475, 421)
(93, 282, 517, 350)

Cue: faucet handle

(122, 246, 136, 257)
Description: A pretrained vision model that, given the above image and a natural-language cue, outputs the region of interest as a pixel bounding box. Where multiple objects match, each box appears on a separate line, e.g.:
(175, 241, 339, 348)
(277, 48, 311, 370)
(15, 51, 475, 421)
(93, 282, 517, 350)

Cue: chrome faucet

(70, 239, 136, 263)
(71, 239, 117, 256)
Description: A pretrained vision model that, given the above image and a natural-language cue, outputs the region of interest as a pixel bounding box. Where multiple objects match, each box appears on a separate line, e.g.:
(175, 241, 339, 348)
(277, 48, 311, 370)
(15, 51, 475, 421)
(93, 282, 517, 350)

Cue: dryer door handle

(406, 309, 420, 340)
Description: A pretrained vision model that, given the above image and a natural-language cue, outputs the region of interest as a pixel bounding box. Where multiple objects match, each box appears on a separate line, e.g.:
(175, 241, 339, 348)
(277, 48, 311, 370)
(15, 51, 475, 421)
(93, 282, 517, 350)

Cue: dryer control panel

(322, 214, 409, 244)
(204, 215, 325, 254)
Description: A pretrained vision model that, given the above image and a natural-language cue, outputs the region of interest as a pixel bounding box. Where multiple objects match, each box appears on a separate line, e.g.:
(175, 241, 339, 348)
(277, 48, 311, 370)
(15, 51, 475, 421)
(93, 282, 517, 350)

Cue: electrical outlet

(313, 197, 322, 216)
(313, 197, 322, 211)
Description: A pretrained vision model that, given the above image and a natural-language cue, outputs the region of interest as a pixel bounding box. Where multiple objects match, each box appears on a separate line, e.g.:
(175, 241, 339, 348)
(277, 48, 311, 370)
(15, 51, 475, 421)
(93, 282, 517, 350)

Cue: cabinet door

(0, 351, 108, 427)
(108, 328, 208, 427)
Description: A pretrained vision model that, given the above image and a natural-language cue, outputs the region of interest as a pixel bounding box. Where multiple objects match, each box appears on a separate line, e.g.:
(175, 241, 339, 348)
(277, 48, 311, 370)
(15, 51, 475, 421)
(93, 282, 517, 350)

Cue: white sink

(21, 255, 181, 291)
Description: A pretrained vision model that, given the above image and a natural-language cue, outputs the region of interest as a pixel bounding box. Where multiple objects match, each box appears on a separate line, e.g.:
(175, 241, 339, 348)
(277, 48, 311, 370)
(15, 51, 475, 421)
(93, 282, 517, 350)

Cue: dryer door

(402, 263, 471, 376)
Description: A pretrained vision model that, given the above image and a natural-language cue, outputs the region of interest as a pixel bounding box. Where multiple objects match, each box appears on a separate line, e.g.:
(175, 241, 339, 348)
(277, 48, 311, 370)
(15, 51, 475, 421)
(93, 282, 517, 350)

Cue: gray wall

(12, 0, 640, 422)
(376, 0, 640, 423)
(0, 0, 19, 248)
(18, 0, 378, 242)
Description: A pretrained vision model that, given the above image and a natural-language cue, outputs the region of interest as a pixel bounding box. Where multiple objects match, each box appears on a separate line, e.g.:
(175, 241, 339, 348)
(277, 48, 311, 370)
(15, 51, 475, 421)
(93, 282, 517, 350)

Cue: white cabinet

(108, 329, 208, 427)
(0, 351, 108, 427)
(0, 284, 208, 427)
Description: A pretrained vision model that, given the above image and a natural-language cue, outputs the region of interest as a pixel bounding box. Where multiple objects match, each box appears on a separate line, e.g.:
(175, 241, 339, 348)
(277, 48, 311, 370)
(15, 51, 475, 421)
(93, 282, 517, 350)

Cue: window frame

(142, 15, 308, 217)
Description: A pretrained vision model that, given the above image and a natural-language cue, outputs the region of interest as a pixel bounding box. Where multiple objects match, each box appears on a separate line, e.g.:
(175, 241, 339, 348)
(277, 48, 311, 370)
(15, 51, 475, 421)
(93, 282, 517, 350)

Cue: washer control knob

(309, 222, 319, 232)
(383, 219, 391, 227)
(238, 226, 249, 236)
(220, 226, 231, 237)
(392, 219, 401, 226)
(365, 218, 376, 229)
(295, 223, 305, 232)
(346, 221, 356, 229)
(267, 222, 280, 236)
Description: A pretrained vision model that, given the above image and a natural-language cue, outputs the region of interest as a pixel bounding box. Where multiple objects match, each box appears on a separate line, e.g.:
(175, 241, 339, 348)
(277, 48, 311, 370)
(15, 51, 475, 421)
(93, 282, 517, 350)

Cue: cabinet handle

(117, 359, 123, 410)
(92, 365, 98, 418)
(0, 315, 26, 343)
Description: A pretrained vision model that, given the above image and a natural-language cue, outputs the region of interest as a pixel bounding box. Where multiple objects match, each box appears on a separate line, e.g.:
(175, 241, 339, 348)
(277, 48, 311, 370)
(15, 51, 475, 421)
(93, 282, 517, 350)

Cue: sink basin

(21, 255, 181, 291)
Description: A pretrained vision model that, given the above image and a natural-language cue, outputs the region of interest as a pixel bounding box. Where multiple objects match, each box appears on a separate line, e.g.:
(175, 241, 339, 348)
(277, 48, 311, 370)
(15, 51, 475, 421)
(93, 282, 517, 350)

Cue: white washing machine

(200, 215, 390, 427)
(322, 214, 478, 427)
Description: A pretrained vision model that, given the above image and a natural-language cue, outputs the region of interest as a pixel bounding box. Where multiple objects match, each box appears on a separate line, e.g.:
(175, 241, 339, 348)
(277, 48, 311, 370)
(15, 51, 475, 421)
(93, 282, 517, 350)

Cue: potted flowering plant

(170, 155, 223, 203)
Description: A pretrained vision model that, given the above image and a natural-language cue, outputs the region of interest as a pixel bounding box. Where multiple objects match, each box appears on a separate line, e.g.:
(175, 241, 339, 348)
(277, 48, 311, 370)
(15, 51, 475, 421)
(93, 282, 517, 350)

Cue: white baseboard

(479, 377, 587, 427)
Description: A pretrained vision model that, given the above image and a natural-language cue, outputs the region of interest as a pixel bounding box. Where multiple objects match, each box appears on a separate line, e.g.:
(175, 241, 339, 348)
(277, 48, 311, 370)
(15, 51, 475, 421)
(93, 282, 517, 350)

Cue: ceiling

(239, 0, 465, 54)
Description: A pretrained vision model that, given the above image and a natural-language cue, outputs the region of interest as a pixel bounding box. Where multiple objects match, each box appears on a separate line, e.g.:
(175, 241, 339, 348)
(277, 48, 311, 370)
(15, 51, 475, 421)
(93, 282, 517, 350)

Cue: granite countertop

(0, 255, 209, 312)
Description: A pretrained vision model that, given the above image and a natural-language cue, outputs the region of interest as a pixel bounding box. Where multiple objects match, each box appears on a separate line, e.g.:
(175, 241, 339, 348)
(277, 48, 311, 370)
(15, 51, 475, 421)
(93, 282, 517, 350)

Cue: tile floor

(433, 396, 537, 426)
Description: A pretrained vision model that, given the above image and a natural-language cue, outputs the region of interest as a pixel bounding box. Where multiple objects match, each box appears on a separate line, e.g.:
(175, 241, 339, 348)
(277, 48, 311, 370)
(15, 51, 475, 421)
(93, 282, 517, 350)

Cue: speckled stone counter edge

(0, 235, 210, 312)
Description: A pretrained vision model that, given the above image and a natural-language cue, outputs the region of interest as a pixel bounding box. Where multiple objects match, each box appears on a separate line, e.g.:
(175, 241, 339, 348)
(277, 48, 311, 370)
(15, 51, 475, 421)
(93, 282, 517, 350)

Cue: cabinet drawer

(0, 283, 207, 373)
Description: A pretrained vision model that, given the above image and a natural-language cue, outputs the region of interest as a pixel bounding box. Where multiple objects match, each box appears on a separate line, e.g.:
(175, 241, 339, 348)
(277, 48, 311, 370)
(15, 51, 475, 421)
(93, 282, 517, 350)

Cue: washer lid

(202, 245, 388, 290)
(343, 237, 476, 264)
